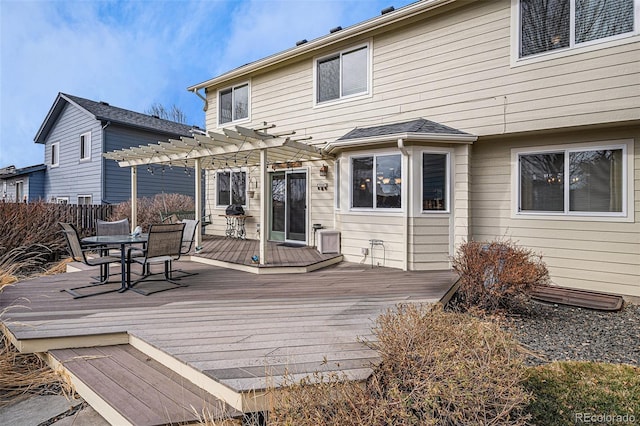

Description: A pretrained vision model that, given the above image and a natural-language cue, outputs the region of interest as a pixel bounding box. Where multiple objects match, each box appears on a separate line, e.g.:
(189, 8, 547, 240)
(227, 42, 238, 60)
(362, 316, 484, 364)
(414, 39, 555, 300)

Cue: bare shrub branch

(270, 304, 532, 425)
(451, 239, 550, 313)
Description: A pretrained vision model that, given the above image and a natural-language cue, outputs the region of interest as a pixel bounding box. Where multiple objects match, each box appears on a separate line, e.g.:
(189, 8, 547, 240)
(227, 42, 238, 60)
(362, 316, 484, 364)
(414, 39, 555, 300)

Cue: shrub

(451, 239, 549, 313)
(110, 193, 194, 232)
(270, 304, 532, 425)
(0, 202, 71, 278)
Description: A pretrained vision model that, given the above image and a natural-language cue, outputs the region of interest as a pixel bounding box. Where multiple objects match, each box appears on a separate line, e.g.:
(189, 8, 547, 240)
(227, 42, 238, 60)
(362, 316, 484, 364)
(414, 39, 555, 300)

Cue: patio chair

(171, 219, 199, 279)
(92, 218, 133, 278)
(59, 222, 121, 299)
(126, 222, 186, 296)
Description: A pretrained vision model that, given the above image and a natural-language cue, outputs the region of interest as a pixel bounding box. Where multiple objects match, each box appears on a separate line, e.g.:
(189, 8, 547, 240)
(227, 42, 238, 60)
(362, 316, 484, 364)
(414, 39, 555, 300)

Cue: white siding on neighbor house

(44, 102, 103, 203)
(470, 126, 640, 298)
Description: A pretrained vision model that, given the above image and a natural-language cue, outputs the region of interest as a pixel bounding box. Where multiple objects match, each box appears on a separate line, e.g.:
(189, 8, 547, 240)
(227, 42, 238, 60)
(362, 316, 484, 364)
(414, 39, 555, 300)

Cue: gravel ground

(505, 301, 640, 366)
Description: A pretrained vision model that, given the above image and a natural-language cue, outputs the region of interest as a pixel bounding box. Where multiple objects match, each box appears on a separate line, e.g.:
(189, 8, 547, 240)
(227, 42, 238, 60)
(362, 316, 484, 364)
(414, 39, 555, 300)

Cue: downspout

(101, 121, 111, 204)
(191, 88, 209, 111)
(398, 138, 409, 271)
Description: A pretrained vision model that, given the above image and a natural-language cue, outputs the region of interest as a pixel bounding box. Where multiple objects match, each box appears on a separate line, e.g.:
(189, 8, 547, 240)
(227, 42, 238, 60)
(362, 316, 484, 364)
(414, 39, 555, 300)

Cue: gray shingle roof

(62, 93, 195, 137)
(337, 118, 471, 140)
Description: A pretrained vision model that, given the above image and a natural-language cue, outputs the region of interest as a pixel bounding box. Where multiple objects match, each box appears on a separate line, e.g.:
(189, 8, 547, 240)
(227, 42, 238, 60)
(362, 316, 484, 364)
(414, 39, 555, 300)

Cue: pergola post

(259, 148, 268, 265)
(194, 157, 202, 248)
(130, 166, 137, 231)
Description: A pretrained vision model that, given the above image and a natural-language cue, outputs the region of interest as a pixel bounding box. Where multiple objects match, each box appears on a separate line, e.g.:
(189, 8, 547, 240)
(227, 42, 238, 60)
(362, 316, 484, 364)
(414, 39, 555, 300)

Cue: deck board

(51, 345, 238, 425)
(1, 259, 457, 401)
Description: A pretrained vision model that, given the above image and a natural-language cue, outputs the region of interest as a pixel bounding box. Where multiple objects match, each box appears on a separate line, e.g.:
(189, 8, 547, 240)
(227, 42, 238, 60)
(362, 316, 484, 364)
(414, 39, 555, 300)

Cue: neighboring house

(0, 164, 46, 202)
(34, 93, 197, 204)
(108, 0, 639, 298)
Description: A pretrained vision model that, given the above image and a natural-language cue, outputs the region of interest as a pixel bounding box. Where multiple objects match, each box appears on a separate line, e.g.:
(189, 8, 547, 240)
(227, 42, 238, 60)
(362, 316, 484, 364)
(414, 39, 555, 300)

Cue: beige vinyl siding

(204, 0, 638, 150)
(408, 216, 451, 270)
(199, 0, 638, 282)
(338, 213, 405, 269)
(470, 126, 640, 297)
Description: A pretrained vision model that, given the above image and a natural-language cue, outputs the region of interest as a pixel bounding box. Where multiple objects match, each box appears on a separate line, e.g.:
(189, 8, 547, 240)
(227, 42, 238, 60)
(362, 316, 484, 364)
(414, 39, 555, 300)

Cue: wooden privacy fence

(51, 203, 115, 233)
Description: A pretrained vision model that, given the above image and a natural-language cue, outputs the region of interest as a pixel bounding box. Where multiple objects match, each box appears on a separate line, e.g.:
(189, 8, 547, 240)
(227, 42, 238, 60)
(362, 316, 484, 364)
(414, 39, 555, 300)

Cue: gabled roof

(325, 118, 476, 153)
(188, 0, 458, 91)
(0, 164, 46, 179)
(35, 93, 196, 144)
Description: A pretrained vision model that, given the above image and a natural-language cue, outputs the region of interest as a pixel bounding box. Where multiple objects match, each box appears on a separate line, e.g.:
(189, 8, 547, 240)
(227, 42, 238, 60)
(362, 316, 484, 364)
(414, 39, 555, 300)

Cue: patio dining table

(82, 234, 148, 292)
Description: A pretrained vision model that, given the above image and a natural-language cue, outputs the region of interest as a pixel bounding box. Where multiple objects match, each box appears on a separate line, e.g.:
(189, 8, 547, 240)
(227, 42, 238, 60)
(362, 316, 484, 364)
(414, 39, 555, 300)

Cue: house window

(518, 145, 625, 215)
(316, 44, 369, 103)
(16, 181, 24, 202)
(217, 170, 246, 206)
(519, 0, 636, 58)
(77, 195, 92, 205)
(218, 83, 249, 125)
(422, 153, 449, 212)
(56, 197, 69, 205)
(351, 154, 401, 209)
(51, 142, 59, 167)
(80, 131, 91, 161)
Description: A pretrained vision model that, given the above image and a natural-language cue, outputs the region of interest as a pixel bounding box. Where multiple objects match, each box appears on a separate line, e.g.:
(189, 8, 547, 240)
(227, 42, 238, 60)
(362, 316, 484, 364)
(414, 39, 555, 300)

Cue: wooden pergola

(103, 123, 328, 265)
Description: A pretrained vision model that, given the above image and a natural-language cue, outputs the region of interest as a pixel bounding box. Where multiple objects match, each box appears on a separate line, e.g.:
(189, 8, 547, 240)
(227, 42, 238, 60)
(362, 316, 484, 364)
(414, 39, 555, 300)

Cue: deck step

(50, 344, 241, 426)
(531, 286, 624, 311)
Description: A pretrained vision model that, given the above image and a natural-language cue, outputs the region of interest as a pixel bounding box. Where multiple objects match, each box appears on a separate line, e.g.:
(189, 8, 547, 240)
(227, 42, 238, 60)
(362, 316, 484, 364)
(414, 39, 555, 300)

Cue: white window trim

(216, 81, 251, 127)
(348, 151, 404, 213)
(51, 142, 60, 167)
(80, 131, 91, 161)
(56, 197, 69, 204)
(77, 195, 92, 205)
(215, 168, 248, 208)
(313, 40, 373, 108)
(420, 150, 451, 214)
(510, 0, 640, 67)
(510, 139, 634, 222)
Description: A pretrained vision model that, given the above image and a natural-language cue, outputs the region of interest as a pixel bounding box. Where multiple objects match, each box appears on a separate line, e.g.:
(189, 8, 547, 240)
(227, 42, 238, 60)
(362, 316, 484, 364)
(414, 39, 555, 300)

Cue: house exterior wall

(199, 0, 638, 293)
(43, 102, 103, 203)
(103, 126, 195, 204)
(0, 169, 45, 202)
(470, 125, 639, 297)
(27, 170, 46, 201)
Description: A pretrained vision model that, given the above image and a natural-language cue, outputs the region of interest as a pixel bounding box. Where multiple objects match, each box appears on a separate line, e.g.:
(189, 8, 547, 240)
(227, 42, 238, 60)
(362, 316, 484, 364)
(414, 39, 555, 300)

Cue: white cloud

(1, 0, 411, 169)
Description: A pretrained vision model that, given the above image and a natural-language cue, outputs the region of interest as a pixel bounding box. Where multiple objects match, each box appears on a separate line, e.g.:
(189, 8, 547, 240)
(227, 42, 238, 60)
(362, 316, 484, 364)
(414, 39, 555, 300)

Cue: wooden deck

(190, 236, 343, 273)
(0, 260, 458, 422)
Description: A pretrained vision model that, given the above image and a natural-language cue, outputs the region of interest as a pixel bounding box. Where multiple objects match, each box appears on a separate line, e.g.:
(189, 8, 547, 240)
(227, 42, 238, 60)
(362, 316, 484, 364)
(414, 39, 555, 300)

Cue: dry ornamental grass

(270, 304, 532, 425)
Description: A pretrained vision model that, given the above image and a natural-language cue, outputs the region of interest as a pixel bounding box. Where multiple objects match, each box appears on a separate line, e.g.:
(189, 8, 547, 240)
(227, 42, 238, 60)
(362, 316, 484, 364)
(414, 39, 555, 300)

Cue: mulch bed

(504, 301, 640, 366)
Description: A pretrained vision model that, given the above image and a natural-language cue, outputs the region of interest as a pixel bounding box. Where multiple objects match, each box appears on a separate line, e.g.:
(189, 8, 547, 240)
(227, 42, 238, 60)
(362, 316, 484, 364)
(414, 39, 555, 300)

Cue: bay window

(519, 0, 636, 58)
(518, 145, 625, 215)
(351, 154, 401, 209)
(422, 153, 449, 212)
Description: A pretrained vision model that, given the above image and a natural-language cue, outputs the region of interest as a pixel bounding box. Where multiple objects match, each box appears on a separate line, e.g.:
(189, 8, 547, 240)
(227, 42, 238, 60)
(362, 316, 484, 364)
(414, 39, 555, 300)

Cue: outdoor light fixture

(319, 164, 328, 177)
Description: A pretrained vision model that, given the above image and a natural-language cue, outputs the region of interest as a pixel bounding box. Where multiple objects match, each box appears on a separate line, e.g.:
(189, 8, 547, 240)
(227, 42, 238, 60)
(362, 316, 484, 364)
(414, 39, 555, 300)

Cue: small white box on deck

(317, 230, 341, 254)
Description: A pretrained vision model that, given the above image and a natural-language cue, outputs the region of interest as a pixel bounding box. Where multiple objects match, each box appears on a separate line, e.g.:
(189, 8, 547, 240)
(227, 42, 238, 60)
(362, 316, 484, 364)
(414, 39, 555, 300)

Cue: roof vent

(381, 6, 395, 15)
(99, 101, 110, 106)
(329, 26, 342, 34)
(296, 39, 308, 46)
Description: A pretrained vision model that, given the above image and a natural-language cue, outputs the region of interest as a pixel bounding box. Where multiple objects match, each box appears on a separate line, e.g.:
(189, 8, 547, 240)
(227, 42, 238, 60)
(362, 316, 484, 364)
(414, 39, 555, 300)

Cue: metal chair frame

(171, 219, 200, 279)
(59, 222, 121, 299)
(127, 223, 187, 296)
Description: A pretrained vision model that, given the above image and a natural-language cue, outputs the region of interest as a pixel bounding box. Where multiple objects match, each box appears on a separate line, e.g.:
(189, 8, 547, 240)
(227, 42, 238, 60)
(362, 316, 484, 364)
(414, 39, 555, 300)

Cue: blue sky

(0, 0, 414, 169)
